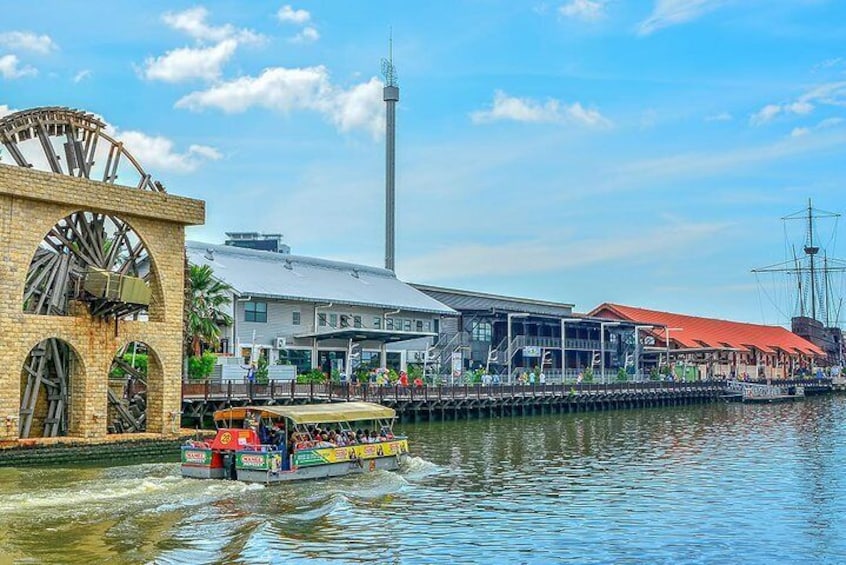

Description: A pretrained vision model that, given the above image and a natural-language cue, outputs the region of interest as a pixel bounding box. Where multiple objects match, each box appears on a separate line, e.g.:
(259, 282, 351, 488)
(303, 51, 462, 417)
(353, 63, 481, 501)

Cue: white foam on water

(400, 456, 443, 481)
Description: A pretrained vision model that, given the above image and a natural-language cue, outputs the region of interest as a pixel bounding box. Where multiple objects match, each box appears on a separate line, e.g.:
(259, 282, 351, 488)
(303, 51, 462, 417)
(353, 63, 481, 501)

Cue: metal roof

(187, 241, 455, 315)
(589, 303, 825, 357)
(412, 284, 574, 317)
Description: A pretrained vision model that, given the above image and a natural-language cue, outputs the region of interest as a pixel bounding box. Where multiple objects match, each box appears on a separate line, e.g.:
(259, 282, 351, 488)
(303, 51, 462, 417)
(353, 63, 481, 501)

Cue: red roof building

(588, 303, 825, 379)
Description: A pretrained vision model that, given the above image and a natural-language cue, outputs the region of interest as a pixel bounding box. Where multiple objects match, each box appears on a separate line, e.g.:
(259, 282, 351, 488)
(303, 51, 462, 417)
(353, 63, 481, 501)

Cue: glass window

(340, 315, 349, 328)
(354, 315, 362, 328)
(416, 320, 424, 332)
(386, 318, 394, 330)
(277, 349, 312, 374)
(472, 321, 492, 342)
(319, 313, 327, 326)
(329, 313, 338, 327)
(374, 316, 382, 329)
(245, 301, 267, 323)
(292, 311, 301, 325)
(425, 321, 432, 332)
(404, 320, 411, 331)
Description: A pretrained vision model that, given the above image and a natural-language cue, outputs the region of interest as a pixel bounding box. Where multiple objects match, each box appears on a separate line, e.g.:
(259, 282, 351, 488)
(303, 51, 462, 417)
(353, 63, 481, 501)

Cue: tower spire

(381, 32, 399, 271)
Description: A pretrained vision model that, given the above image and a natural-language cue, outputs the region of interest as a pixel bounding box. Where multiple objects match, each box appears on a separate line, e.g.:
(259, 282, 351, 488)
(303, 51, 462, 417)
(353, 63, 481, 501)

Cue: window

(318, 313, 327, 327)
(329, 313, 338, 327)
(373, 316, 382, 329)
(292, 311, 301, 325)
(416, 320, 424, 332)
(354, 315, 362, 328)
(404, 319, 411, 331)
(277, 349, 312, 374)
(472, 321, 492, 342)
(386, 318, 394, 330)
(245, 301, 267, 323)
(425, 321, 432, 332)
(340, 315, 350, 328)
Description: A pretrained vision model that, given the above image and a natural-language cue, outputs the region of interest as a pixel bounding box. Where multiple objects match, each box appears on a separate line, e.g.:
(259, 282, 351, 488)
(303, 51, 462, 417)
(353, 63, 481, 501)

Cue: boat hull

(236, 453, 406, 483)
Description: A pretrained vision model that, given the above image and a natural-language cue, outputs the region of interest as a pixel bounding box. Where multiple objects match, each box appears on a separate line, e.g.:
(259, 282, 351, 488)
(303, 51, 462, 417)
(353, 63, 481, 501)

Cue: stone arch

(18, 337, 85, 439)
(21, 210, 165, 322)
(107, 341, 164, 434)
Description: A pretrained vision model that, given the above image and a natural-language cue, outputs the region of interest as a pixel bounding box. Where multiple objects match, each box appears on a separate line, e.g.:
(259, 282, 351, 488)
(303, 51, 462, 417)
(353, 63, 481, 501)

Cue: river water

(2, 397, 846, 564)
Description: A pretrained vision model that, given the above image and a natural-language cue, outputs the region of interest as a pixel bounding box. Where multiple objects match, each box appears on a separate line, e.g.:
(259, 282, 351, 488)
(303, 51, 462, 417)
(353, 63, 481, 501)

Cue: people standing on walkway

(539, 372, 546, 385)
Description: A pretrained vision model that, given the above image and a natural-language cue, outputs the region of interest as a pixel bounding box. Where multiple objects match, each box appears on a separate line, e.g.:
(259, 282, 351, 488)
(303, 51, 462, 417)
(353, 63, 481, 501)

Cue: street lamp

(600, 321, 620, 383)
(634, 325, 655, 381)
(560, 318, 583, 382)
(507, 312, 530, 384)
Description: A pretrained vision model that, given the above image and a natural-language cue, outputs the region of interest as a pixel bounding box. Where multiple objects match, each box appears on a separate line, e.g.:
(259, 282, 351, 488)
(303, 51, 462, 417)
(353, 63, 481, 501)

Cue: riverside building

(186, 241, 455, 378)
(589, 303, 826, 380)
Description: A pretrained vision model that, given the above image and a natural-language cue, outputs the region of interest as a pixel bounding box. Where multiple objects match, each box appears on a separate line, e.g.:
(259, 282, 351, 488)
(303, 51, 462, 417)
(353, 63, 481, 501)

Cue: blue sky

(2, 0, 846, 325)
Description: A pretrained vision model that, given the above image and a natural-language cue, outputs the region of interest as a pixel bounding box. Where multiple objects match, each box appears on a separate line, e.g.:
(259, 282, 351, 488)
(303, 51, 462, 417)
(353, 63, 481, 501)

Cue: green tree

(186, 264, 233, 357)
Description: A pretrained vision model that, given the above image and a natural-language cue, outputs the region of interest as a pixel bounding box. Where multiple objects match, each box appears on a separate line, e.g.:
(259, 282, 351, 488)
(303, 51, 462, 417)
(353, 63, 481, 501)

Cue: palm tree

(187, 264, 233, 357)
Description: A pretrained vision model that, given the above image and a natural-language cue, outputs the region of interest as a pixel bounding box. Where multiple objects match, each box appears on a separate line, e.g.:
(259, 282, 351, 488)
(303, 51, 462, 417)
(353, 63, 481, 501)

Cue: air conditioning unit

(275, 337, 287, 349)
(411, 351, 425, 362)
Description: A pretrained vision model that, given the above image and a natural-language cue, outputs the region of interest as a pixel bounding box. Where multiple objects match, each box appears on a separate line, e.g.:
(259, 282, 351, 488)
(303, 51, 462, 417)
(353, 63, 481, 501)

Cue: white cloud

(705, 111, 732, 122)
(0, 104, 15, 118)
(73, 69, 91, 83)
(470, 90, 611, 128)
(162, 6, 262, 44)
(142, 39, 237, 82)
(277, 5, 311, 24)
(559, 0, 605, 21)
(289, 26, 320, 44)
(0, 31, 56, 54)
(175, 66, 385, 138)
(790, 127, 809, 138)
(99, 129, 222, 174)
(0, 54, 36, 79)
(637, 0, 728, 36)
(750, 81, 846, 126)
(749, 103, 781, 126)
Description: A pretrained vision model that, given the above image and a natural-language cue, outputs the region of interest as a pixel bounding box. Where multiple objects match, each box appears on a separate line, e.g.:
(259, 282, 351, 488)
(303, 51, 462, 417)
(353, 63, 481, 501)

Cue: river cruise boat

(181, 402, 409, 483)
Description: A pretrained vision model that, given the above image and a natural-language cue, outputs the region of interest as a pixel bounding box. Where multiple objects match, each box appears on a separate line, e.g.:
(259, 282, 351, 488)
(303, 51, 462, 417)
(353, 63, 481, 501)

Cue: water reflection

(2, 398, 846, 563)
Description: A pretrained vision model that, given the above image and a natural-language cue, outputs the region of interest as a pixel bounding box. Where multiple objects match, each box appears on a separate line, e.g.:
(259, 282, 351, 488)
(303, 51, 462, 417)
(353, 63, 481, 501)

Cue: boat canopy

(213, 402, 396, 425)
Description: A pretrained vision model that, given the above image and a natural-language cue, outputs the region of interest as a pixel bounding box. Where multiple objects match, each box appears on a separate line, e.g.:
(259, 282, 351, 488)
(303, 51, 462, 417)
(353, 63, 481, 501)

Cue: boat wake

(399, 456, 442, 481)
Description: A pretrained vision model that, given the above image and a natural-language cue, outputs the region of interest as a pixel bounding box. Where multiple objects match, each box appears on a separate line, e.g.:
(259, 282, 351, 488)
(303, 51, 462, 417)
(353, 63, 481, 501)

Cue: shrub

(256, 357, 269, 385)
(297, 369, 327, 384)
(188, 352, 217, 380)
(583, 368, 594, 383)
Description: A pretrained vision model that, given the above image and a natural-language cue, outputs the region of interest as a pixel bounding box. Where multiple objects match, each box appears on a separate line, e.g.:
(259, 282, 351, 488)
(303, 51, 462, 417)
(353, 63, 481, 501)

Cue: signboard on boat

(181, 448, 212, 466)
(293, 440, 409, 468)
(237, 452, 269, 470)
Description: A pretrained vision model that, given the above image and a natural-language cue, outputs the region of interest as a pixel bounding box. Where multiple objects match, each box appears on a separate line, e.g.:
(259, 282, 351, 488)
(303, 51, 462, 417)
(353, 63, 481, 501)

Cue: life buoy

(369, 459, 376, 472)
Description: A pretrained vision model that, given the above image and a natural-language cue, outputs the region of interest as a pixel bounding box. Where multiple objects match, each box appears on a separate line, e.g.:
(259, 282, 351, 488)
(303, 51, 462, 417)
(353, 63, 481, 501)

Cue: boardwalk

(181, 379, 832, 423)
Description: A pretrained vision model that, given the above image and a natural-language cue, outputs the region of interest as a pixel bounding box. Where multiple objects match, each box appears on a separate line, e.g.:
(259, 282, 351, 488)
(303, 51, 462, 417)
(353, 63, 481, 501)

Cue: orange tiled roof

(588, 303, 825, 357)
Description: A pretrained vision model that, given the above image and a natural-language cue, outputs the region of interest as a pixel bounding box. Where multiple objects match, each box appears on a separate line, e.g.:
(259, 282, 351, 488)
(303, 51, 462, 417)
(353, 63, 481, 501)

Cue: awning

(294, 328, 436, 344)
(213, 402, 396, 425)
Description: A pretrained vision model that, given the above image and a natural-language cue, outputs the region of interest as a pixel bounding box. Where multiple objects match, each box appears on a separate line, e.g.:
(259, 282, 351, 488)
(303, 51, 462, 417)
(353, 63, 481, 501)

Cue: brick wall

(0, 164, 204, 441)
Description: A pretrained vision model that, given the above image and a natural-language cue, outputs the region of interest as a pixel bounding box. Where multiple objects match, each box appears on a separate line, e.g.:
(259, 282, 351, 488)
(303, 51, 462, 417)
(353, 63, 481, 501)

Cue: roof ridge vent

(283, 259, 293, 271)
(351, 269, 360, 279)
(204, 248, 214, 261)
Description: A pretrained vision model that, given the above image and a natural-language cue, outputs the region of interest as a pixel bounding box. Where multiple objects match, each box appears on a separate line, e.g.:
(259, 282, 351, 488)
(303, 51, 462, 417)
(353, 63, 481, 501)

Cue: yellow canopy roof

(213, 402, 396, 425)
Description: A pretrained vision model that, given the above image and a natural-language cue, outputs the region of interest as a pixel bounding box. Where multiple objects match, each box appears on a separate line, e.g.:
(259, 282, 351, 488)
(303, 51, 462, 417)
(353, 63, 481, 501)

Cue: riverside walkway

(181, 379, 832, 424)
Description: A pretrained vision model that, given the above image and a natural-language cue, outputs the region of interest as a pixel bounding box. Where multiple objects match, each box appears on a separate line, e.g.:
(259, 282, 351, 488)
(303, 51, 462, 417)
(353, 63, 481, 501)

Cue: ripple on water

(4, 398, 846, 564)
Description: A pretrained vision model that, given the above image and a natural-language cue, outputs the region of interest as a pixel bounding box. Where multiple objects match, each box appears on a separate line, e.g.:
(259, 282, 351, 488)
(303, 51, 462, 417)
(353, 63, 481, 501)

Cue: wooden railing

(179, 378, 827, 404)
